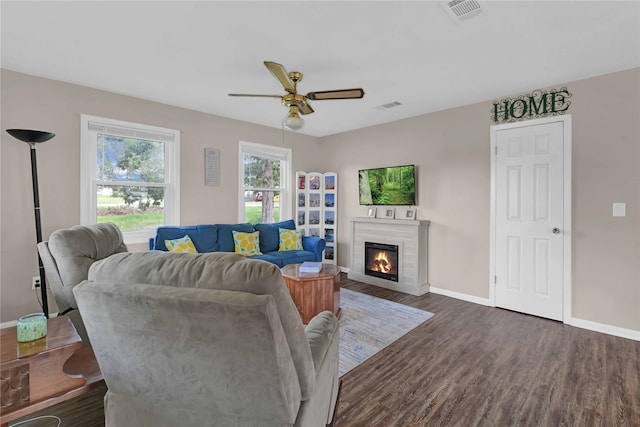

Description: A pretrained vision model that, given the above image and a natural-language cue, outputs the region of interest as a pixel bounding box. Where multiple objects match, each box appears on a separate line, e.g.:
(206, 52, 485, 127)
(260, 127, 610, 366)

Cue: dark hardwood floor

(8, 385, 106, 426)
(11, 274, 639, 426)
(338, 276, 640, 426)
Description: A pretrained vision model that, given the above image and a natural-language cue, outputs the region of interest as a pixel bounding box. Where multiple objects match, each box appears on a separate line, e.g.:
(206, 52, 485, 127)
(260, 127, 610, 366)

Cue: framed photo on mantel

(367, 207, 377, 218)
(404, 208, 416, 220)
(378, 208, 395, 219)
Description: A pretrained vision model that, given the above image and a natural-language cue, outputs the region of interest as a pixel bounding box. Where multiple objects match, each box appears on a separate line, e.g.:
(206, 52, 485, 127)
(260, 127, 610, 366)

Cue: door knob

(552, 228, 560, 234)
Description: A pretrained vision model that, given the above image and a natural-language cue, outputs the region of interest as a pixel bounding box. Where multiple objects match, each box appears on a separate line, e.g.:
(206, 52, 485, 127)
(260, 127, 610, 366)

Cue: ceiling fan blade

(299, 103, 314, 115)
(264, 61, 295, 94)
(306, 88, 365, 100)
(228, 93, 282, 98)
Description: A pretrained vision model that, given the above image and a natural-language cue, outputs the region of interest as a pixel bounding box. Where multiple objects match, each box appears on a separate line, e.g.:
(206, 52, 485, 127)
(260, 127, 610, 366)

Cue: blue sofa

(149, 219, 326, 267)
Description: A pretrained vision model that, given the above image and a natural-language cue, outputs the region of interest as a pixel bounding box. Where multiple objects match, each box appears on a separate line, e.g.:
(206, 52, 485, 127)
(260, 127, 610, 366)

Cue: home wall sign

(491, 87, 572, 124)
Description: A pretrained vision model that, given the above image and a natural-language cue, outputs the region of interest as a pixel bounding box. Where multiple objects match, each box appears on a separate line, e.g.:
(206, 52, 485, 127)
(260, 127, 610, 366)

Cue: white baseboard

(429, 286, 491, 306)
(1, 320, 19, 329)
(568, 317, 640, 341)
(428, 287, 639, 341)
(339, 266, 350, 273)
(1, 312, 58, 329)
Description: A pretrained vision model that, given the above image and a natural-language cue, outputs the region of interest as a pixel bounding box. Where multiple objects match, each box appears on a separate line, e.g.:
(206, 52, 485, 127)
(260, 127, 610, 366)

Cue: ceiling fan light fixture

(231, 61, 364, 130)
(282, 106, 304, 130)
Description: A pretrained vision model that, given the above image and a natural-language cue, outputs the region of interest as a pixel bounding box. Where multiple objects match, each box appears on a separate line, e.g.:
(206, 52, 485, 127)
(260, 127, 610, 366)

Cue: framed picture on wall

(324, 211, 334, 225)
(309, 210, 320, 225)
(309, 193, 321, 207)
(309, 176, 320, 190)
(325, 193, 335, 207)
(324, 175, 335, 190)
(324, 246, 334, 260)
(324, 228, 335, 242)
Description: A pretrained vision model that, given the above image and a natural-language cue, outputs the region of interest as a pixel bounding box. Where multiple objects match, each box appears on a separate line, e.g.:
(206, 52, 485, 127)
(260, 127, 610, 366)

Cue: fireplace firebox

(364, 241, 399, 282)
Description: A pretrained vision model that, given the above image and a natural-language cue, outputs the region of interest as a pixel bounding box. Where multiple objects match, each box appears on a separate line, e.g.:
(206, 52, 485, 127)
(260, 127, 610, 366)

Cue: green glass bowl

(17, 313, 47, 342)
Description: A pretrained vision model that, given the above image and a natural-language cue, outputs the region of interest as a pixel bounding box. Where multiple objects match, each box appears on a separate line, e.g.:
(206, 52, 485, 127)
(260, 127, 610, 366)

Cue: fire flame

(370, 250, 392, 273)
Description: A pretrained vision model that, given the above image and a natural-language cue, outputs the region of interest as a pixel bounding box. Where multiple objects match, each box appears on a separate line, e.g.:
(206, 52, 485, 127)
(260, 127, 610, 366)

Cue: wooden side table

(281, 263, 341, 324)
(0, 316, 103, 427)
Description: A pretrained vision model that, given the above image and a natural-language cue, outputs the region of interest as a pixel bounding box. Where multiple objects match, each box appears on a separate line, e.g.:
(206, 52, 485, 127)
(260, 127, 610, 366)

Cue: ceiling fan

(229, 61, 365, 130)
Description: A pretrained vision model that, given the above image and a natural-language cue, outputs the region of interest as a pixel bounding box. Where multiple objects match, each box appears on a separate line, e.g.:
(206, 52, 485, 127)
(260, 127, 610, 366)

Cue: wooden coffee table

(281, 263, 341, 324)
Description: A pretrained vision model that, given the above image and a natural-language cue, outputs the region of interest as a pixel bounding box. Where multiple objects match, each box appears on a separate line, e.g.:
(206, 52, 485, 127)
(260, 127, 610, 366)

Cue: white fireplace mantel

(348, 217, 430, 296)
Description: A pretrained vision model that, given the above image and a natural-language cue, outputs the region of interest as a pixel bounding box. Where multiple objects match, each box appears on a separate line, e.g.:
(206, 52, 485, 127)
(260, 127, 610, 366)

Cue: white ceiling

(2, 1, 639, 137)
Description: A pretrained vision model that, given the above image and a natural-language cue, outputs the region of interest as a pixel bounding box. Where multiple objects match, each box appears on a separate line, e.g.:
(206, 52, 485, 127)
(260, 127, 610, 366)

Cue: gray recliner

(73, 251, 341, 427)
(37, 222, 128, 345)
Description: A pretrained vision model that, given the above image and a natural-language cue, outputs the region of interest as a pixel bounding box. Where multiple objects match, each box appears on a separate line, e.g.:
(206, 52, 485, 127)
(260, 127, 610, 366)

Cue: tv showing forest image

(359, 165, 416, 206)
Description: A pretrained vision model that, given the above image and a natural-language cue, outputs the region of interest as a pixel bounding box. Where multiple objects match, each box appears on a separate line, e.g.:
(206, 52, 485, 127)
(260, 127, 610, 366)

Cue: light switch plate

(613, 202, 626, 217)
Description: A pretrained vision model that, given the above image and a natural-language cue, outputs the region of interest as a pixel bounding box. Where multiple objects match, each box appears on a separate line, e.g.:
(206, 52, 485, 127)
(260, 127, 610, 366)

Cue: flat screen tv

(359, 164, 416, 206)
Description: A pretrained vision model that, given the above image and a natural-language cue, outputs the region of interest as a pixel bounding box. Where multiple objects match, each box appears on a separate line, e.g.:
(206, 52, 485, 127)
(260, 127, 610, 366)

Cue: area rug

(339, 288, 434, 376)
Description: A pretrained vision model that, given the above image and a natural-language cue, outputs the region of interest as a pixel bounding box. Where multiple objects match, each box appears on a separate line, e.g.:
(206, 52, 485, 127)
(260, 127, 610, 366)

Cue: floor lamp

(6, 129, 55, 318)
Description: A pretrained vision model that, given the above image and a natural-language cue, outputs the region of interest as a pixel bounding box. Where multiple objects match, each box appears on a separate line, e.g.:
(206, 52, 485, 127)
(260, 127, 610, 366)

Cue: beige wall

(320, 68, 639, 332)
(322, 103, 491, 300)
(1, 68, 638, 334)
(0, 69, 323, 322)
(569, 69, 639, 329)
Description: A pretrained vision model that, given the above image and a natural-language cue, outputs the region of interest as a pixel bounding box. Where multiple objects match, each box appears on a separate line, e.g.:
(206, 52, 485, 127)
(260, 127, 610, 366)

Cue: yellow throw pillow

(165, 235, 198, 253)
(279, 228, 303, 251)
(232, 230, 262, 257)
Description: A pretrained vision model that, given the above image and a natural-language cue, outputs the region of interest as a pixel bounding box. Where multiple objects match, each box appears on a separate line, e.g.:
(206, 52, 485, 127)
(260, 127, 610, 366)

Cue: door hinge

(494, 146, 498, 155)
(494, 275, 497, 284)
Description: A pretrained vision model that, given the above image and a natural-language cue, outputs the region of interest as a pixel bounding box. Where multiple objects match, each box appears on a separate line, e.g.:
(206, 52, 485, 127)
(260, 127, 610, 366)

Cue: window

(238, 141, 291, 224)
(81, 115, 180, 244)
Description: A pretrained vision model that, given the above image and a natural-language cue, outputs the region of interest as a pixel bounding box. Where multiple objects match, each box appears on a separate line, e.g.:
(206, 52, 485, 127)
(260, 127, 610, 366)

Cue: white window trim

(80, 114, 180, 244)
(238, 141, 292, 223)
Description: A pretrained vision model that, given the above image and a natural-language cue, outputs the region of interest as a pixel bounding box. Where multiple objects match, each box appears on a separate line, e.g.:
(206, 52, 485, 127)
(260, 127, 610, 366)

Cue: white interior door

(493, 119, 567, 321)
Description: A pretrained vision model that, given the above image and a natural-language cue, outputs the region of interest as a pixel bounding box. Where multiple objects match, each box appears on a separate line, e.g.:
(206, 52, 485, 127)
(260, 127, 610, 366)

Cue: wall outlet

(32, 276, 41, 290)
(613, 202, 626, 217)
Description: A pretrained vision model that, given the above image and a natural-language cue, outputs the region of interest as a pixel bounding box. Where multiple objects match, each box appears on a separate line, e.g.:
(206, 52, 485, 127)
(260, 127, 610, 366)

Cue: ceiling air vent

(442, 0, 488, 23)
(376, 101, 402, 110)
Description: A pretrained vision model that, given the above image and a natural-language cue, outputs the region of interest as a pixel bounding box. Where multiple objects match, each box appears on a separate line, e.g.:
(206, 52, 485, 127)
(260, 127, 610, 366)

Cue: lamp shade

(6, 129, 55, 143)
(282, 115, 304, 131)
(282, 106, 304, 131)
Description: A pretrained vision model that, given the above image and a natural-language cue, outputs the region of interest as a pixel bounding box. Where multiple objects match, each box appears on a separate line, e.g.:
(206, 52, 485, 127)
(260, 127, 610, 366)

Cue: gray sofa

(74, 251, 341, 427)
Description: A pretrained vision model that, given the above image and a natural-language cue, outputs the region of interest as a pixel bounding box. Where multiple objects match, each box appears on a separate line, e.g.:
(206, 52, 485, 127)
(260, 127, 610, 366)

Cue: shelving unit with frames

(321, 172, 337, 265)
(295, 171, 338, 265)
